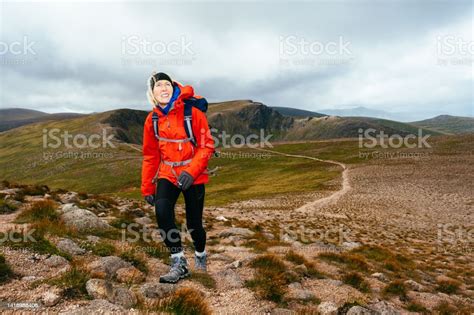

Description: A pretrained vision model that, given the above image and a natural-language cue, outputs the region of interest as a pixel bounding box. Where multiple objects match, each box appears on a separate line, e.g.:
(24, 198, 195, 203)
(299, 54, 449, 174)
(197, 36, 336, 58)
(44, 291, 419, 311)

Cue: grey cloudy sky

(0, 0, 472, 120)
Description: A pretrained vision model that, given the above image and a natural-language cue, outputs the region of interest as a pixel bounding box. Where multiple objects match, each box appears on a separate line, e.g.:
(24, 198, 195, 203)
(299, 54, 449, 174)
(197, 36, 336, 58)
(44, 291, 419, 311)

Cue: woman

(141, 72, 214, 283)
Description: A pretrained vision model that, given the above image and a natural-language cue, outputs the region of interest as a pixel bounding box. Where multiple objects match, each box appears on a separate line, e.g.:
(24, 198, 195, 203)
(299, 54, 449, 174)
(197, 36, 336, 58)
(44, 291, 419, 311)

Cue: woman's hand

(177, 171, 194, 190)
(144, 195, 155, 206)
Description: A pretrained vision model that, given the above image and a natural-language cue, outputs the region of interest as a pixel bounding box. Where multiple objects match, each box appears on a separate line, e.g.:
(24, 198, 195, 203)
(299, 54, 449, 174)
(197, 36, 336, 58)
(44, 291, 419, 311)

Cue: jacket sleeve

(182, 108, 215, 179)
(141, 113, 161, 196)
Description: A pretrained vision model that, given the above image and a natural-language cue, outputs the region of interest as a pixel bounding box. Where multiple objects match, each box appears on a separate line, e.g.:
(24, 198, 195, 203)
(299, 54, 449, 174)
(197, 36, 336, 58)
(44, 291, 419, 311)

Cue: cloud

(0, 0, 472, 120)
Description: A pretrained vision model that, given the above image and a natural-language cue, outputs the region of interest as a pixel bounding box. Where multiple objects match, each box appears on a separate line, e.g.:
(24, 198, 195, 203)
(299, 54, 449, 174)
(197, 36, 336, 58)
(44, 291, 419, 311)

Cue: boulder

(41, 291, 61, 307)
(44, 255, 69, 268)
(59, 203, 81, 214)
(218, 227, 255, 238)
(61, 208, 111, 232)
(87, 256, 131, 279)
(139, 282, 176, 299)
(86, 279, 114, 300)
(57, 238, 85, 256)
(317, 301, 338, 315)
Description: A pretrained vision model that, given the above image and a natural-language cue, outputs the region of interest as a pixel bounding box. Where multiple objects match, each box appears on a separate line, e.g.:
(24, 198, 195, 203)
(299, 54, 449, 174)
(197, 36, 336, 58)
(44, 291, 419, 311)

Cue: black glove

(144, 195, 155, 206)
(177, 171, 194, 191)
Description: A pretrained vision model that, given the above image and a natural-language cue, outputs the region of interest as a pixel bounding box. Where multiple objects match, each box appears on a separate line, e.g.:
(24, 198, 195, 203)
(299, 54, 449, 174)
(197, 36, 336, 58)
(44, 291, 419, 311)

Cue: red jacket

(141, 83, 214, 196)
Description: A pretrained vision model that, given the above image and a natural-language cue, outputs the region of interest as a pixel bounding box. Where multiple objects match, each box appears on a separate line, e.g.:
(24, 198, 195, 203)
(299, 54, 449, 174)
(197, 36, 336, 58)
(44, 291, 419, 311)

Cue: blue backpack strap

(152, 111, 159, 140)
(184, 102, 197, 146)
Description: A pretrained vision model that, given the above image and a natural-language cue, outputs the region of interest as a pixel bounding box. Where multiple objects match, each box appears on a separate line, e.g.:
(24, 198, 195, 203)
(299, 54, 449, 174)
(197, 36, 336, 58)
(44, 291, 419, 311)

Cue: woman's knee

(155, 198, 175, 226)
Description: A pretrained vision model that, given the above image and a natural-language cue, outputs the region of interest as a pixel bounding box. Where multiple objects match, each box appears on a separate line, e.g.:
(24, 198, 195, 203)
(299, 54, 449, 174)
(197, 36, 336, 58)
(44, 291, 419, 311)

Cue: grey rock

(404, 279, 424, 292)
(41, 291, 61, 307)
(21, 275, 39, 281)
(281, 233, 297, 242)
(288, 282, 302, 290)
(87, 256, 131, 279)
(0, 188, 21, 195)
(341, 241, 362, 251)
(346, 306, 377, 315)
(139, 282, 176, 299)
(225, 260, 242, 269)
(135, 217, 152, 225)
(86, 235, 100, 243)
(317, 301, 338, 315)
(371, 272, 388, 282)
(57, 238, 85, 256)
(262, 232, 275, 240)
(61, 208, 111, 232)
(44, 255, 69, 267)
(86, 279, 113, 300)
(59, 203, 81, 214)
(86, 279, 136, 309)
(109, 287, 137, 309)
(219, 227, 255, 238)
(369, 301, 401, 315)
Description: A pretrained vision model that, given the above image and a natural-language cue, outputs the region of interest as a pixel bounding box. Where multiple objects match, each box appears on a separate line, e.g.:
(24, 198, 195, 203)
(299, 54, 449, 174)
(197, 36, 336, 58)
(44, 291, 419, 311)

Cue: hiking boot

(159, 256, 190, 283)
(194, 252, 207, 272)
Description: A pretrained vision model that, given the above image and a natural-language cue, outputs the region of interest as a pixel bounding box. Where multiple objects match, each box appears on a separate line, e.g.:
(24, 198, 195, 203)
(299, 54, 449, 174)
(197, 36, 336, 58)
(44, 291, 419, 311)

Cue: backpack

(150, 97, 219, 179)
(151, 97, 208, 146)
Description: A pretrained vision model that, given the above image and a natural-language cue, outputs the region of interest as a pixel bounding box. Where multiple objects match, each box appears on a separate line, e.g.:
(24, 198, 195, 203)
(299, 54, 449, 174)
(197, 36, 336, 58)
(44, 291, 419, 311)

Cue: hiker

(141, 72, 214, 283)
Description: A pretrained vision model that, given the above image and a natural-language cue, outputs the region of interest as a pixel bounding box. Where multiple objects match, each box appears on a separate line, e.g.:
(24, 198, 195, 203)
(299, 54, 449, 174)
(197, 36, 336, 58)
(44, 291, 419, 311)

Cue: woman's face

(153, 80, 173, 104)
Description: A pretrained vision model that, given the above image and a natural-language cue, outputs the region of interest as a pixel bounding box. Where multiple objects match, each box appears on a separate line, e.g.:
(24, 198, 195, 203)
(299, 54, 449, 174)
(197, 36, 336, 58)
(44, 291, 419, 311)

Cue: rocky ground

(0, 144, 473, 314)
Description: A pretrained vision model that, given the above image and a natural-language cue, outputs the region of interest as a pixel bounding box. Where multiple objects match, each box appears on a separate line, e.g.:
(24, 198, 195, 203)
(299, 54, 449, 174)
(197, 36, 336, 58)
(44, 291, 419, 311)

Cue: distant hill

(270, 107, 326, 118)
(315, 106, 400, 120)
(411, 115, 474, 135)
(0, 108, 84, 132)
(283, 115, 441, 140)
(2, 102, 444, 145)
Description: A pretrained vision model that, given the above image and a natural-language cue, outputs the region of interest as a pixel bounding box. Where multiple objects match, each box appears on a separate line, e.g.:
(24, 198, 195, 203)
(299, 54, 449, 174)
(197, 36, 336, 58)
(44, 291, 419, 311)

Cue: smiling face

(153, 80, 173, 105)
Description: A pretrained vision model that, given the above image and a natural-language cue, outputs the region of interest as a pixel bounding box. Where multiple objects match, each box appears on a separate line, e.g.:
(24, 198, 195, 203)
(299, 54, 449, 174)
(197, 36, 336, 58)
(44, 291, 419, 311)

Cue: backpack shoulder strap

(151, 111, 159, 140)
(183, 102, 197, 146)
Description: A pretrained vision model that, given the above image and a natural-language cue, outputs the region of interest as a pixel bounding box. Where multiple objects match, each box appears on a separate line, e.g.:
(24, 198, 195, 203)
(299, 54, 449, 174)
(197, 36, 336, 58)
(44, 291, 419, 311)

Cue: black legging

(154, 178, 206, 254)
